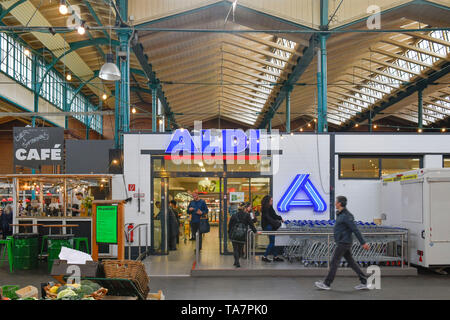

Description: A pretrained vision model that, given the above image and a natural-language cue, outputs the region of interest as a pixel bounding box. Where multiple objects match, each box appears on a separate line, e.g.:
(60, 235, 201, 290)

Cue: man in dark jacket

(261, 196, 284, 262)
(188, 191, 209, 251)
(315, 196, 370, 291)
(168, 201, 180, 251)
(228, 202, 257, 268)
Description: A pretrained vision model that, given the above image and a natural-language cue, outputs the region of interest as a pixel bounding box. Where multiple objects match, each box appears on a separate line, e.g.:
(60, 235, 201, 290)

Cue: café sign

(13, 127, 64, 168)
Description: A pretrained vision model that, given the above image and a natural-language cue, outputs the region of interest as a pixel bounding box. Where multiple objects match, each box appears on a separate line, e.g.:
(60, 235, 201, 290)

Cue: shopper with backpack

(261, 195, 284, 262)
(228, 202, 257, 268)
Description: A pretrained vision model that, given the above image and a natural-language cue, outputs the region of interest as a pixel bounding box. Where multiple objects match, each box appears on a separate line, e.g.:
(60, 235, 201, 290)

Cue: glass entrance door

(151, 176, 168, 255)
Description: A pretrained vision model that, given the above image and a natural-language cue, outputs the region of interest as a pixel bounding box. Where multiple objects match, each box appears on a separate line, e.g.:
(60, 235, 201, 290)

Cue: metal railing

(247, 230, 409, 269)
(124, 223, 149, 261)
(195, 231, 200, 266)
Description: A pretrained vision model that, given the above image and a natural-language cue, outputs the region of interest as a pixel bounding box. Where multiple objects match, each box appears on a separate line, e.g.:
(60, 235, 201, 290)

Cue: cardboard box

(50, 260, 104, 279)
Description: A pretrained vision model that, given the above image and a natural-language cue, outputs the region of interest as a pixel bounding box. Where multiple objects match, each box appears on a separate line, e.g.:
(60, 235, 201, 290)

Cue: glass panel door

(151, 177, 168, 255)
(224, 178, 250, 253)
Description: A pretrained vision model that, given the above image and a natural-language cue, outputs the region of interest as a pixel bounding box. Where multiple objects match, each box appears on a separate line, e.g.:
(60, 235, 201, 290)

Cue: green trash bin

(47, 234, 74, 273)
(12, 233, 39, 270)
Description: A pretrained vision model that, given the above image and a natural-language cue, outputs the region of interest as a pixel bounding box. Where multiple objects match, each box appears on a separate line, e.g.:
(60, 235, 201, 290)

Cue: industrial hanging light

(77, 21, 86, 35)
(131, 107, 136, 114)
(99, 53, 121, 81)
(59, 0, 68, 15)
(102, 93, 108, 100)
(66, 73, 72, 81)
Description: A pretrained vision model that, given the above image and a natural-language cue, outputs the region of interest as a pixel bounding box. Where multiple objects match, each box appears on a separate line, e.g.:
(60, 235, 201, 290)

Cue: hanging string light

(77, 21, 86, 35)
(59, 0, 68, 15)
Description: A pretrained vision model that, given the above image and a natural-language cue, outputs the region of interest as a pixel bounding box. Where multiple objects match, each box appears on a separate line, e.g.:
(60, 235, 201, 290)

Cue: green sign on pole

(96, 205, 118, 244)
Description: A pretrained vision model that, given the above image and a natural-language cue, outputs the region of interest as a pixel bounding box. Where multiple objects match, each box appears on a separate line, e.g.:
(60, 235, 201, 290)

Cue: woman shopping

(261, 195, 284, 262)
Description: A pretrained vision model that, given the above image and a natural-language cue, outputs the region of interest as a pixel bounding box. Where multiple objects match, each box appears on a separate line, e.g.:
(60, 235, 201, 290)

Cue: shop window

(340, 157, 379, 179)
(381, 158, 420, 176)
(444, 157, 450, 168)
(339, 156, 422, 179)
(165, 159, 224, 172)
(226, 156, 271, 173)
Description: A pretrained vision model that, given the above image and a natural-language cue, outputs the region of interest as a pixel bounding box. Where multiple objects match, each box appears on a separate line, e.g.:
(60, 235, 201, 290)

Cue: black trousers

(324, 243, 367, 286)
(190, 222, 202, 250)
(232, 241, 244, 265)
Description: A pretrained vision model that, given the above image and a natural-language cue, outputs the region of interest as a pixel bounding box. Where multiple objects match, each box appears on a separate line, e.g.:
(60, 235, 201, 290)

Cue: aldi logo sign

(278, 174, 327, 213)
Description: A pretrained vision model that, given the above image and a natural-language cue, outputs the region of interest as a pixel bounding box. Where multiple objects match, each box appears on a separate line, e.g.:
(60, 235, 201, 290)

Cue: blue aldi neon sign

(278, 174, 327, 213)
(165, 129, 261, 154)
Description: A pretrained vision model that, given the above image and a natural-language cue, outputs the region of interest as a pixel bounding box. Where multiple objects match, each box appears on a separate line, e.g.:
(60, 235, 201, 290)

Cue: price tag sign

(96, 205, 118, 244)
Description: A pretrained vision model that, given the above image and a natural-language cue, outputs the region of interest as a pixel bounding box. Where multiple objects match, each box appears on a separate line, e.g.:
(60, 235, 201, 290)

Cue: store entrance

(151, 175, 223, 255)
(150, 156, 272, 258)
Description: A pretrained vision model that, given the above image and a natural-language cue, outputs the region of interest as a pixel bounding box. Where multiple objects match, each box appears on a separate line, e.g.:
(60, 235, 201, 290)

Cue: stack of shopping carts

(281, 220, 407, 268)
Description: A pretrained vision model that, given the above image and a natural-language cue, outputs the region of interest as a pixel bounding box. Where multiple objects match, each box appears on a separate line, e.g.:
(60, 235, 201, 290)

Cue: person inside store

(187, 191, 209, 251)
(154, 201, 161, 220)
(261, 195, 284, 262)
(228, 202, 257, 268)
(0, 203, 13, 239)
(168, 200, 180, 251)
(315, 196, 370, 291)
(169, 200, 181, 244)
(71, 192, 84, 217)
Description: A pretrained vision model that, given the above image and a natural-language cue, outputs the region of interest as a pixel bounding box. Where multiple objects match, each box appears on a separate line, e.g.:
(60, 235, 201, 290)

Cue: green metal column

(31, 54, 38, 127)
(285, 86, 292, 133)
(317, 47, 323, 133)
(319, 35, 328, 133)
(63, 82, 68, 129)
(85, 101, 90, 140)
(418, 89, 423, 130)
(268, 118, 272, 133)
(318, 0, 328, 133)
(368, 109, 373, 132)
(114, 62, 120, 149)
(151, 84, 158, 133)
(116, 0, 130, 149)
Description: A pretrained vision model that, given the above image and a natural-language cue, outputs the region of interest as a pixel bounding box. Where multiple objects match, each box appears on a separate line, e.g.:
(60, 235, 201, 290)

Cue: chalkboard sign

(96, 205, 118, 244)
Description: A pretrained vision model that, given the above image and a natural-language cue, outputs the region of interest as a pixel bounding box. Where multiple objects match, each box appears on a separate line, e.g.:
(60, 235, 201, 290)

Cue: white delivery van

(381, 168, 450, 272)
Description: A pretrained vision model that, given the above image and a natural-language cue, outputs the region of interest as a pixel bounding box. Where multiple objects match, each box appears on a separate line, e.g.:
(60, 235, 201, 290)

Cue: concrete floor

(1, 226, 449, 300)
(1, 260, 450, 300)
(147, 271, 450, 300)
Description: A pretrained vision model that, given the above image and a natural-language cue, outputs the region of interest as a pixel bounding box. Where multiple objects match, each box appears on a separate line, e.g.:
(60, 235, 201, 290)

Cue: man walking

(315, 196, 370, 290)
(188, 191, 208, 251)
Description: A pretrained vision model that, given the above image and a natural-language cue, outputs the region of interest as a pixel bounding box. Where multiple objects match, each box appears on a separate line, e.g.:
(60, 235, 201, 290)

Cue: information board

(96, 205, 118, 244)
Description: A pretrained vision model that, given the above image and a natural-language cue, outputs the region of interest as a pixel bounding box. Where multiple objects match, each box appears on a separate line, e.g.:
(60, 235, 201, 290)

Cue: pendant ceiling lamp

(100, 5, 121, 81)
(99, 53, 121, 81)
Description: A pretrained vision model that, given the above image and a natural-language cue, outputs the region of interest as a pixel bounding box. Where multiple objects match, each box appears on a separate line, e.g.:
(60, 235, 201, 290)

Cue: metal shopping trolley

(281, 220, 407, 268)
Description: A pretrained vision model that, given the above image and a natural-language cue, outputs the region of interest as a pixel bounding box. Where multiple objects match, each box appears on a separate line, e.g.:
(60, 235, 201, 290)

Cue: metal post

(401, 234, 404, 268)
(319, 34, 327, 133)
(32, 54, 38, 128)
(195, 231, 200, 265)
(368, 109, 373, 132)
(114, 57, 120, 149)
(285, 87, 291, 134)
(317, 47, 323, 133)
(268, 118, 272, 133)
(418, 89, 423, 129)
(327, 234, 330, 270)
(151, 85, 157, 133)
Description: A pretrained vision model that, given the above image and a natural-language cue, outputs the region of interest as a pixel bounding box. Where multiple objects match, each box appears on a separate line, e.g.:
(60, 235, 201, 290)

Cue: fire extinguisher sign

(128, 184, 136, 192)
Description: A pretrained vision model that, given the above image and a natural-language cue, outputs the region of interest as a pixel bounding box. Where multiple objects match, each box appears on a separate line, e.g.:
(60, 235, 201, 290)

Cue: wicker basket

(44, 284, 108, 300)
(102, 260, 149, 297)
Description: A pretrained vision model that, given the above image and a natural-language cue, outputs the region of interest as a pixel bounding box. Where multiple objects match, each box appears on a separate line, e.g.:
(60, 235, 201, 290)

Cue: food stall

(0, 174, 113, 254)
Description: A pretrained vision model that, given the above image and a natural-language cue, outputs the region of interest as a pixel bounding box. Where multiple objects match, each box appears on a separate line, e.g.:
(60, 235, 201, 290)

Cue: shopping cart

(281, 220, 406, 267)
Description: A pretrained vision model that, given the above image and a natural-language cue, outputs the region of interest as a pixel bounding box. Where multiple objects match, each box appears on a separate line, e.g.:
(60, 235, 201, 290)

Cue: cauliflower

(56, 288, 77, 299)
